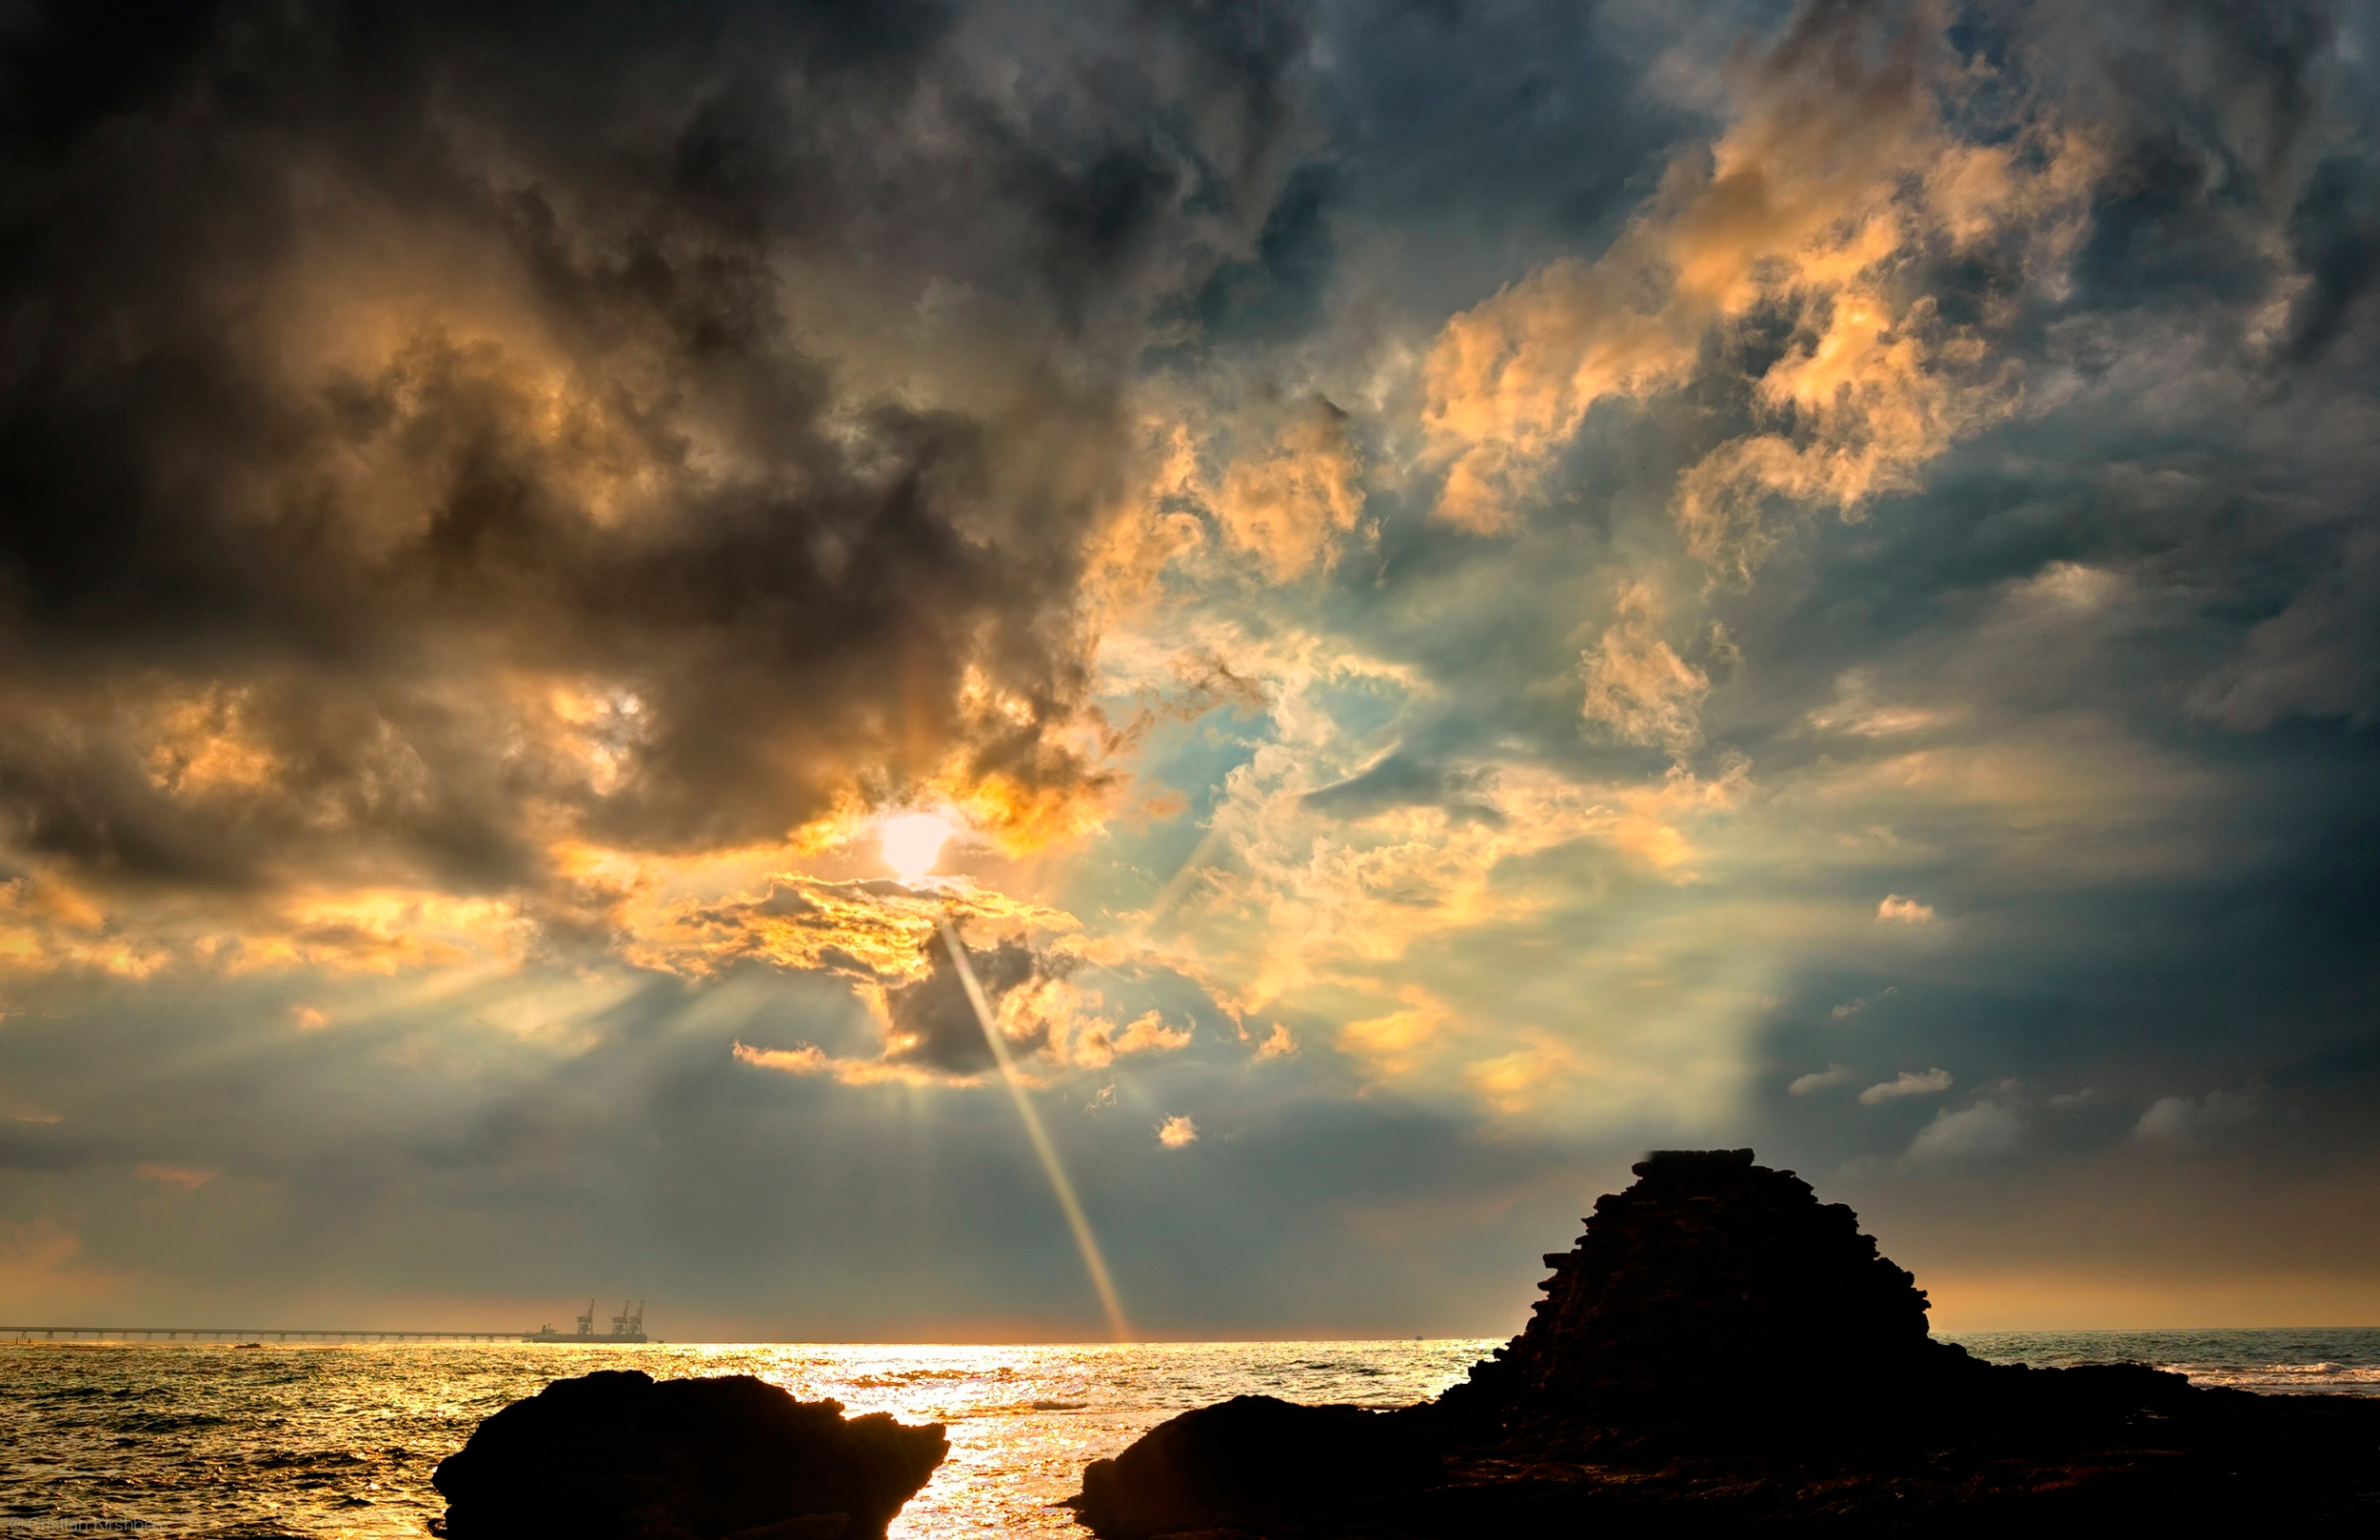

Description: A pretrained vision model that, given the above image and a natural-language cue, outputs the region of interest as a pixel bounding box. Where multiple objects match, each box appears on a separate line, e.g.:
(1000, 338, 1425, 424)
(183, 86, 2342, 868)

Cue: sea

(3, 1330, 2375, 1538)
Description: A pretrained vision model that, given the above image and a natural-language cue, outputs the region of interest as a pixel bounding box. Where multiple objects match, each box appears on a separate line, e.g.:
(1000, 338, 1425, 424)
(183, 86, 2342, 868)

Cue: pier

(4, 1325, 526, 1343)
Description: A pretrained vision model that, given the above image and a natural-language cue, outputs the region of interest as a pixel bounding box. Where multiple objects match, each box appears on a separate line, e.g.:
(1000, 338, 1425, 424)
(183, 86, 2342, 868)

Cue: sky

(1, 0, 2376, 1341)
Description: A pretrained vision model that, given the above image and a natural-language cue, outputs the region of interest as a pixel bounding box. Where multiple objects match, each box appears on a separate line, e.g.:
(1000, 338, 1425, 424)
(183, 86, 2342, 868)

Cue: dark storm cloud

(2048, 0, 2336, 324)
(881, 927, 1048, 1075)
(2286, 147, 2380, 359)
(1311, 0, 1716, 317)
(0, 0, 1319, 899)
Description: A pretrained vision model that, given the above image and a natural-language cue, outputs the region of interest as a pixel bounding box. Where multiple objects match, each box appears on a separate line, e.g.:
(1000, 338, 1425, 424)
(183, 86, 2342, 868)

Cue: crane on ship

(522, 1297, 647, 1343)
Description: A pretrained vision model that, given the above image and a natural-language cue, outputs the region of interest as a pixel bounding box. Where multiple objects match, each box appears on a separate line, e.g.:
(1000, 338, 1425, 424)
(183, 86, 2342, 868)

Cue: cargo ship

(524, 1299, 646, 1343)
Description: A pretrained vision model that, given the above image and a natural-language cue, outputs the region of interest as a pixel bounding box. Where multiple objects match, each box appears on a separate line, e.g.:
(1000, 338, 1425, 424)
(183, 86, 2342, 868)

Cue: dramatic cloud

(4, 0, 2378, 1336)
(1418, 0, 2095, 569)
(0, 0, 1319, 949)
(882, 929, 1046, 1076)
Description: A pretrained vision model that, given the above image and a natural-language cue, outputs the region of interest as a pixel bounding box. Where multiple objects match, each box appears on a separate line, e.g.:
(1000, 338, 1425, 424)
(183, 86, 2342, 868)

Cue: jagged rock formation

(1070, 1149, 2380, 1538)
(433, 1370, 947, 1540)
(1448, 1148, 1973, 1419)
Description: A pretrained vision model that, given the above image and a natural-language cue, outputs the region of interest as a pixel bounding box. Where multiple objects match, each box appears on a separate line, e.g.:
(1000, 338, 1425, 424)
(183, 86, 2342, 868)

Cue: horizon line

(10, 1325, 2375, 1346)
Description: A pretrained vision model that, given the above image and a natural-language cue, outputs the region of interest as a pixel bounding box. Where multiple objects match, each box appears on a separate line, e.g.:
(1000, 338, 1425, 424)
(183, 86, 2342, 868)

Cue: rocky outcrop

(1069, 1395, 1440, 1536)
(432, 1370, 947, 1540)
(1070, 1149, 2380, 1537)
(1446, 1148, 1977, 1423)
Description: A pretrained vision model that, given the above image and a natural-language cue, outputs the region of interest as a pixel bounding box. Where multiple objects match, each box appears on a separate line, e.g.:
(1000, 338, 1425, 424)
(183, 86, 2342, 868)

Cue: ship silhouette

(523, 1299, 646, 1344)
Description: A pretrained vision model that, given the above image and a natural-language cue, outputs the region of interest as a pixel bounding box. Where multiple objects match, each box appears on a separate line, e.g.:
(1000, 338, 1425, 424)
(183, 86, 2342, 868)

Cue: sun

(879, 810, 956, 880)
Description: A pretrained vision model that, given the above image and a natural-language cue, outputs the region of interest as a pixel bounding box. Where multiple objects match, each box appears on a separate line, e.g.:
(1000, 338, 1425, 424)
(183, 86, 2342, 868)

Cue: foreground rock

(433, 1369, 947, 1540)
(1071, 1150, 2380, 1536)
(1072, 1395, 1443, 1535)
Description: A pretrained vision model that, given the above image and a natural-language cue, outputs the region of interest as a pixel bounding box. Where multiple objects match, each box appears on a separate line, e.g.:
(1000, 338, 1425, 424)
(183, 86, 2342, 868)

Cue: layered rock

(433, 1369, 947, 1540)
(1447, 1147, 1975, 1421)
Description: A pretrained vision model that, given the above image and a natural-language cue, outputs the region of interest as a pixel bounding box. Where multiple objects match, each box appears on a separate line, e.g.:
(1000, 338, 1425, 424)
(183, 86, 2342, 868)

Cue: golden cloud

(732, 1040, 831, 1076)
(1420, 3, 2101, 573)
(1197, 754, 1747, 1009)
(1463, 1040, 1588, 1117)
(1092, 394, 1368, 600)
(1208, 402, 1367, 581)
(1339, 995, 1451, 1079)
(615, 867, 1074, 981)
(1579, 581, 1712, 756)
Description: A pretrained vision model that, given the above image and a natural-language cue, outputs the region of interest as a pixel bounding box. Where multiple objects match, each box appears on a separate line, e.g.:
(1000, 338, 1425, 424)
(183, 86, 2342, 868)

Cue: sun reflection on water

(0, 1338, 1494, 1538)
(9, 1332, 2380, 1534)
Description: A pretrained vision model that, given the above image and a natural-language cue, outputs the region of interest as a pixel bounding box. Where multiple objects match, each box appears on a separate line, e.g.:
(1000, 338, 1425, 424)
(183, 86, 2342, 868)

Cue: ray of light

(1130, 820, 1229, 940)
(937, 914, 1132, 1341)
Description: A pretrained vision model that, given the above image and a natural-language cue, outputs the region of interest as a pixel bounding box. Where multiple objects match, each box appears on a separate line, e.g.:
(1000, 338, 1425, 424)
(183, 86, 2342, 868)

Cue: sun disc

(880, 811, 954, 879)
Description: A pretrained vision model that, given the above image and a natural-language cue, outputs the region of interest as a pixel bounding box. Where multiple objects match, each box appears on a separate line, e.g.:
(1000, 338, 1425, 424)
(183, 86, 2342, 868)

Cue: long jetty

(3, 1325, 524, 1342)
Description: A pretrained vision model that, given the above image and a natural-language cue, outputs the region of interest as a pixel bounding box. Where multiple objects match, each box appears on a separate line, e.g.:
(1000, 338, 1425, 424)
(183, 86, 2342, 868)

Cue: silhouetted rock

(1069, 1395, 1440, 1536)
(433, 1369, 947, 1540)
(1445, 1147, 1978, 1423)
(1071, 1149, 2380, 1536)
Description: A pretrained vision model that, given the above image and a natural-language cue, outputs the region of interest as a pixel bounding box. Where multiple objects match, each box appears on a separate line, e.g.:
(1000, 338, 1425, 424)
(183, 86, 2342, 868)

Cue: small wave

(847, 1366, 1019, 1387)
(112, 1412, 232, 1432)
(931, 1398, 1094, 1419)
(248, 1449, 370, 1469)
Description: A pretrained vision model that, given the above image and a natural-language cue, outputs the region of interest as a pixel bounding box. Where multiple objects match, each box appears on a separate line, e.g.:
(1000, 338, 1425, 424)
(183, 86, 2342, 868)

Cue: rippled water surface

(1943, 1327, 2380, 1395)
(0, 1339, 1490, 1538)
(5, 1329, 2374, 1537)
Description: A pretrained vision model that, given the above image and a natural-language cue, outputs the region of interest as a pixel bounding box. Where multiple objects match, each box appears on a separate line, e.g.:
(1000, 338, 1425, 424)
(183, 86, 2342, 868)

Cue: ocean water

(0, 1339, 1487, 1538)
(1940, 1327, 2380, 1395)
(3, 1330, 2374, 1538)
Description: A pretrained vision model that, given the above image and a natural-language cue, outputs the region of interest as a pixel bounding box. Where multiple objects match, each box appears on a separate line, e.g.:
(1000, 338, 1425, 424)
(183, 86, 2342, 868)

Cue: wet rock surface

(1070, 1150, 2380, 1537)
(433, 1369, 947, 1540)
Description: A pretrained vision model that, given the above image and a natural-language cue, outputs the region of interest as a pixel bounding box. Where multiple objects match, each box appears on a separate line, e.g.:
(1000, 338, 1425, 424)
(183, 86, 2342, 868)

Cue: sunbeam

(937, 915, 1131, 1341)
